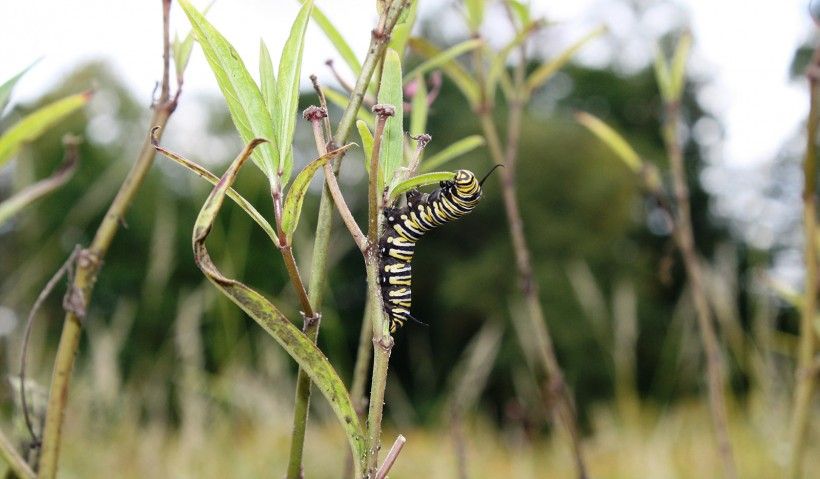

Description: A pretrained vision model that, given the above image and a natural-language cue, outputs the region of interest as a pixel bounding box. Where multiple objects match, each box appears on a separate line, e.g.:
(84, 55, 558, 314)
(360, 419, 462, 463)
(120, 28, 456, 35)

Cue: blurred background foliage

(0, 1, 815, 477)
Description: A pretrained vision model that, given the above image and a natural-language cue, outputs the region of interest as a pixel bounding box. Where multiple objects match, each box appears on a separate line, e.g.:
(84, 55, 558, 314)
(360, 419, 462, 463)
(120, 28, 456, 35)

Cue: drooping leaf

(0, 59, 40, 114)
(151, 136, 278, 244)
(325, 88, 375, 125)
(281, 143, 355, 239)
(378, 48, 404, 189)
(403, 38, 483, 85)
(275, 0, 314, 186)
(173, 0, 216, 81)
(526, 24, 607, 93)
(192, 139, 366, 477)
(0, 92, 90, 167)
(409, 73, 428, 138)
(388, 171, 453, 201)
(357, 120, 374, 176)
(575, 111, 642, 172)
(303, 0, 362, 76)
(422, 135, 485, 172)
(0, 138, 79, 227)
(259, 40, 277, 122)
(178, 0, 279, 183)
(409, 37, 480, 107)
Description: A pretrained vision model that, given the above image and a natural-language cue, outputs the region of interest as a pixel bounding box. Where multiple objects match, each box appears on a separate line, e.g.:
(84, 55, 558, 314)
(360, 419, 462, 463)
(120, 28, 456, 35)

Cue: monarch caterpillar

(379, 167, 499, 332)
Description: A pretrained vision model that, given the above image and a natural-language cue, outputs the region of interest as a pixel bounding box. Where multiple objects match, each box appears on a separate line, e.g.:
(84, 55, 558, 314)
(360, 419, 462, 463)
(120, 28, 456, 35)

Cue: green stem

(365, 259, 392, 475)
(36, 4, 178, 477)
(0, 429, 34, 479)
(663, 101, 737, 479)
(787, 45, 820, 479)
(284, 2, 410, 477)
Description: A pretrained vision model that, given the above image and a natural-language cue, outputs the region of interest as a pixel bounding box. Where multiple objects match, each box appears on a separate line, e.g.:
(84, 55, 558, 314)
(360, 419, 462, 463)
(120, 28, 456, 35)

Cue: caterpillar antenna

(479, 164, 504, 186)
(407, 313, 428, 328)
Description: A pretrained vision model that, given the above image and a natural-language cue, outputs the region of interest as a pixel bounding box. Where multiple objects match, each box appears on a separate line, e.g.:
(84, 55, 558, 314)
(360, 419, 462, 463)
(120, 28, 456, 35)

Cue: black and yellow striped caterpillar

(379, 168, 497, 332)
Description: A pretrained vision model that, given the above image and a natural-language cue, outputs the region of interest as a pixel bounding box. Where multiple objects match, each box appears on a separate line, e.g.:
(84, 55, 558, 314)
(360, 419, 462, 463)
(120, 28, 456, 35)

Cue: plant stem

(0, 430, 35, 479)
(787, 45, 820, 479)
(285, 3, 409, 477)
(36, 3, 179, 477)
(350, 303, 374, 417)
(663, 101, 738, 479)
(374, 434, 406, 479)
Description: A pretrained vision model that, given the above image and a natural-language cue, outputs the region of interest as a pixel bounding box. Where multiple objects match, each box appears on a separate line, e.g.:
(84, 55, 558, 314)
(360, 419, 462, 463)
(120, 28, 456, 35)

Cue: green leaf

(356, 120, 374, 176)
(325, 88, 375, 125)
(465, 0, 485, 32)
(526, 24, 607, 93)
(409, 73, 428, 140)
(259, 40, 277, 122)
(151, 137, 278, 245)
(304, 0, 361, 76)
(388, 171, 453, 201)
(192, 139, 366, 477)
(404, 38, 483, 85)
(0, 59, 40, 114)
(174, 1, 216, 83)
(275, 0, 313, 186)
(282, 143, 355, 239)
(178, 0, 279, 184)
(0, 92, 90, 167)
(378, 48, 404, 189)
(422, 135, 485, 172)
(409, 37, 480, 107)
(574, 111, 642, 172)
(669, 33, 692, 102)
(0, 139, 78, 227)
(506, 0, 531, 28)
(486, 21, 541, 101)
(389, 0, 418, 56)
(653, 45, 672, 102)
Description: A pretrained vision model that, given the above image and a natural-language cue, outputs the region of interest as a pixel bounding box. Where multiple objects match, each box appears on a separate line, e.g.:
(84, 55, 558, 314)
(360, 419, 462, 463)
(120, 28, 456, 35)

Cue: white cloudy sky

(0, 0, 815, 169)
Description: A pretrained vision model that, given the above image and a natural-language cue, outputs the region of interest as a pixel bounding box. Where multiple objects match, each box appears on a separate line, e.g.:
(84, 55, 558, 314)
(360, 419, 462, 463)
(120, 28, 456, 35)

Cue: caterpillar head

(454, 169, 480, 196)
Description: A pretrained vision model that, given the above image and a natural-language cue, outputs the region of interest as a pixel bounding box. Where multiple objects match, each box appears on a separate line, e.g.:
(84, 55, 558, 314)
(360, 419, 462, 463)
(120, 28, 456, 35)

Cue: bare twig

(36, 2, 181, 477)
(0, 432, 35, 479)
(310, 74, 334, 141)
(374, 435, 406, 479)
(787, 40, 820, 479)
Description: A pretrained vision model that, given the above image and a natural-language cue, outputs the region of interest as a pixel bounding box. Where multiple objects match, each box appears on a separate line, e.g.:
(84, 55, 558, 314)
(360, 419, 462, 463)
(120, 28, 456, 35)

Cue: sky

(0, 0, 815, 167)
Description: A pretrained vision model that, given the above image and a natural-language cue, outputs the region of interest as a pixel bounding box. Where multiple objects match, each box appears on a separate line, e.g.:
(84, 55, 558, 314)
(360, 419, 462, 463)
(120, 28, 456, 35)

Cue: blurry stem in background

(0, 432, 34, 479)
(474, 31, 589, 479)
(662, 100, 738, 479)
(36, 2, 180, 478)
(286, 2, 410, 477)
(787, 43, 820, 479)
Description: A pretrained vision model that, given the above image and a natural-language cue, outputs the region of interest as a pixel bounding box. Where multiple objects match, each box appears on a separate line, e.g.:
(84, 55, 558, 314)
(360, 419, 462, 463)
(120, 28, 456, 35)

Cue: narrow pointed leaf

(422, 135, 485, 172)
(0, 59, 40, 113)
(151, 139, 277, 244)
(404, 38, 483, 85)
(409, 37, 480, 107)
(409, 73, 428, 139)
(575, 111, 642, 172)
(303, 0, 361, 76)
(259, 40, 277, 122)
(669, 33, 692, 101)
(0, 92, 90, 167)
(192, 139, 366, 477)
(0, 141, 78, 227)
(388, 171, 453, 201)
(506, 0, 531, 28)
(357, 120, 374, 176)
(178, 0, 279, 183)
(389, 0, 417, 56)
(653, 46, 672, 101)
(282, 143, 355, 239)
(275, 0, 314, 186)
(174, 0, 216, 80)
(378, 48, 404, 188)
(526, 24, 606, 92)
(465, 0, 485, 32)
(486, 21, 541, 100)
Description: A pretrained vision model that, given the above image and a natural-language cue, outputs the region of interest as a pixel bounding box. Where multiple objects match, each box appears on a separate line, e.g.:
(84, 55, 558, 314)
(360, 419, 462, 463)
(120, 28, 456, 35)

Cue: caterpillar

(379, 167, 498, 333)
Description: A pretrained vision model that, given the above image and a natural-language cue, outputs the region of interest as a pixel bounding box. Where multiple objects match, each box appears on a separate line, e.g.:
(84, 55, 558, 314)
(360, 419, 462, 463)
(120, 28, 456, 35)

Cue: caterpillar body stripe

(379, 169, 486, 333)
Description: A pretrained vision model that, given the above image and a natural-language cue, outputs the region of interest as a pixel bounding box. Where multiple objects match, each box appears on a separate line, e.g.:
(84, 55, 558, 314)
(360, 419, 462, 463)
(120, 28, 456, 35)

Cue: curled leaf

(281, 143, 356, 239)
(388, 171, 453, 201)
(192, 139, 366, 477)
